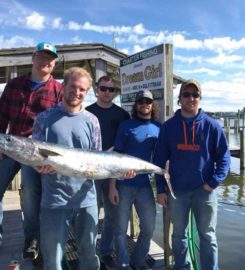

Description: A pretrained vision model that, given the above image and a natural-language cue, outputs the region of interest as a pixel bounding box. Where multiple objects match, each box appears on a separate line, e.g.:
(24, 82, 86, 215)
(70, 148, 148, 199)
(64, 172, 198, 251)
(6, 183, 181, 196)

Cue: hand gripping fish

(0, 133, 176, 199)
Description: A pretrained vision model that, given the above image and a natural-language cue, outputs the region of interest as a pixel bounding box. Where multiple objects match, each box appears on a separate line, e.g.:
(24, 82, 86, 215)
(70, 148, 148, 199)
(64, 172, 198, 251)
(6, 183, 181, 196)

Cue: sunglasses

(34, 54, 55, 61)
(137, 98, 153, 105)
(181, 92, 200, 98)
(99, 86, 116, 93)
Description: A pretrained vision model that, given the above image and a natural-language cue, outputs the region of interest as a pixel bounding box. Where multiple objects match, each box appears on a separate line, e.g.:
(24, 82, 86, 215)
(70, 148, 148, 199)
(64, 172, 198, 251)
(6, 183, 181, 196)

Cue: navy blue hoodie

(154, 109, 230, 193)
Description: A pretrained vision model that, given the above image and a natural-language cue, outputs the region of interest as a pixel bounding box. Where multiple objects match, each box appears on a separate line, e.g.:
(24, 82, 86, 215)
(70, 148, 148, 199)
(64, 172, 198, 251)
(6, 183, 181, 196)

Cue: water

(153, 131, 245, 269)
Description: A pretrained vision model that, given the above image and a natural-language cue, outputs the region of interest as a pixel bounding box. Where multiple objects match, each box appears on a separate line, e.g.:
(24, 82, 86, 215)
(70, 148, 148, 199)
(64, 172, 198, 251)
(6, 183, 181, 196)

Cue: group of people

(0, 41, 230, 270)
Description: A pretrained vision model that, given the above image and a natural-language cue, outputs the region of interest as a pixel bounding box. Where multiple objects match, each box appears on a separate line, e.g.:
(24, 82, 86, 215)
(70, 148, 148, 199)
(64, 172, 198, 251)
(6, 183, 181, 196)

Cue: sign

(120, 44, 165, 104)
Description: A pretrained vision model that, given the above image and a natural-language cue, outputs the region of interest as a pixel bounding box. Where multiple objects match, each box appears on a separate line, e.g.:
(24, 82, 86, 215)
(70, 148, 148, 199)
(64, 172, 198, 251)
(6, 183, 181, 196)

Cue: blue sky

(1, 0, 245, 112)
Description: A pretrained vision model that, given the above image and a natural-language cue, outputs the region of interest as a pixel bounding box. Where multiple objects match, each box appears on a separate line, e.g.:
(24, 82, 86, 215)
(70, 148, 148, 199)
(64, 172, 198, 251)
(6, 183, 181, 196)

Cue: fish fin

(38, 148, 62, 158)
(163, 169, 176, 200)
(106, 146, 114, 152)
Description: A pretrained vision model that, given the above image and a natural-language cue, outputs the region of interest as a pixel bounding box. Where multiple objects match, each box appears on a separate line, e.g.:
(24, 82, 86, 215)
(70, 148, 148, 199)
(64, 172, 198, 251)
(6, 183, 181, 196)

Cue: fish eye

(6, 136, 11, 142)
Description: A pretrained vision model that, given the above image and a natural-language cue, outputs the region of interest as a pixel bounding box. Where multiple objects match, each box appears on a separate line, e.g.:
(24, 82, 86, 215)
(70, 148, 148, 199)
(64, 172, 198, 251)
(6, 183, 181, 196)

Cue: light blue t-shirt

(32, 103, 102, 209)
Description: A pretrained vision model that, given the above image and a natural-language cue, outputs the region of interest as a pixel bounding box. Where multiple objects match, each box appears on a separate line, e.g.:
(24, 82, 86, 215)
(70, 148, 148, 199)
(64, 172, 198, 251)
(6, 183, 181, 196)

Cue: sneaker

(119, 264, 132, 270)
(101, 255, 117, 270)
(22, 239, 39, 260)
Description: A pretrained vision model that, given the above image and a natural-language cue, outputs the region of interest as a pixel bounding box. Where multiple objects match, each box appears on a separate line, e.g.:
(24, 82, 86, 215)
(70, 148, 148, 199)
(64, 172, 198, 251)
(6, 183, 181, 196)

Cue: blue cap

(34, 42, 58, 58)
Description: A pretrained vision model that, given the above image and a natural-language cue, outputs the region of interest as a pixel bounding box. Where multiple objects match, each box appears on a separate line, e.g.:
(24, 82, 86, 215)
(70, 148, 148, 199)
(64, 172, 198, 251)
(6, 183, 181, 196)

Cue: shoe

(0, 226, 3, 247)
(0, 232, 2, 247)
(101, 255, 117, 270)
(22, 238, 39, 260)
(131, 264, 152, 270)
(32, 252, 43, 267)
(119, 264, 132, 270)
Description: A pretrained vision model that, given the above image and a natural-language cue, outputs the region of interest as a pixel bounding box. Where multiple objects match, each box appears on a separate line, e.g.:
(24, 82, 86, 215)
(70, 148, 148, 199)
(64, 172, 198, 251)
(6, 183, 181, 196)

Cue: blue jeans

(115, 185, 156, 267)
(40, 205, 100, 270)
(168, 186, 218, 270)
(0, 156, 21, 231)
(95, 179, 117, 256)
(21, 165, 42, 240)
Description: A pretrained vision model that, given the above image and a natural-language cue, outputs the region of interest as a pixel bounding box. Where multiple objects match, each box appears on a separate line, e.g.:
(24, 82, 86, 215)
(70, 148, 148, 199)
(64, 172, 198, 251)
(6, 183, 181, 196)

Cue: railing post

(163, 207, 173, 267)
(240, 130, 245, 170)
(130, 206, 139, 238)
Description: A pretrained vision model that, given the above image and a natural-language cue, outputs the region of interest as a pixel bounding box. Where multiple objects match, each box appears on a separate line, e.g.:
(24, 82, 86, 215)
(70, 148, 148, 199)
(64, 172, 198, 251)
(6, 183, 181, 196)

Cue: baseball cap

(180, 79, 201, 93)
(135, 89, 153, 101)
(34, 42, 58, 58)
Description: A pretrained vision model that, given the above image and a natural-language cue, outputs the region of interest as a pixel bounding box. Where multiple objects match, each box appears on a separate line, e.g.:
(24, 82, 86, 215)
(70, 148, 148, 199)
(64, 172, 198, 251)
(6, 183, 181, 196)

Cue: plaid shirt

(0, 74, 62, 137)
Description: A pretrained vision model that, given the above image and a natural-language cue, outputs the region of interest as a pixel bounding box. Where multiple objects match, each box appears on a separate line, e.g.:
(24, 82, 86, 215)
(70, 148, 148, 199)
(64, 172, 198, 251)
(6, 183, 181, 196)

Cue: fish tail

(162, 169, 176, 200)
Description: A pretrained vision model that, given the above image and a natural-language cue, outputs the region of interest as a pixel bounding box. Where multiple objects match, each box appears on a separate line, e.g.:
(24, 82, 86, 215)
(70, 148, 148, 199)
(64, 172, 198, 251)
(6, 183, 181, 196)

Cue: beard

(137, 110, 152, 118)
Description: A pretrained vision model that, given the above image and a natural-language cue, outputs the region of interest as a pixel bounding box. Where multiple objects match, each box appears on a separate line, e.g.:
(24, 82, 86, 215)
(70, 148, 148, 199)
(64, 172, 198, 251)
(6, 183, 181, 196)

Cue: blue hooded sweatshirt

(154, 109, 230, 193)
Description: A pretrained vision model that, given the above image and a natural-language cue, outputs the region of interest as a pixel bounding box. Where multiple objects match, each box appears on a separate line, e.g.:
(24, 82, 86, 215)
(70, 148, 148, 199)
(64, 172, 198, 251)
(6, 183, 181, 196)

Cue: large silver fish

(0, 133, 175, 199)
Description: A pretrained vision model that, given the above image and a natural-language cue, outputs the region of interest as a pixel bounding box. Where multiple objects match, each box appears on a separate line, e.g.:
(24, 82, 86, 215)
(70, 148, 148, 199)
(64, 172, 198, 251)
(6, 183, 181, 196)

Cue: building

(0, 43, 184, 107)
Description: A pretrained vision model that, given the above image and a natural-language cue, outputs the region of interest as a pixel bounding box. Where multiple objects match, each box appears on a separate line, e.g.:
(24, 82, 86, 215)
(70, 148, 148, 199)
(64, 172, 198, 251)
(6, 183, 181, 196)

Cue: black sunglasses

(99, 86, 116, 93)
(181, 92, 200, 98)
(137, 98, 153, 105)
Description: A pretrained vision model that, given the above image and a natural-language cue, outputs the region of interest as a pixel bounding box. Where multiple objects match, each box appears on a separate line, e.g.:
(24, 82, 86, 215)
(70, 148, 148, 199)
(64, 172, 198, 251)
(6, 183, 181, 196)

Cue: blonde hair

(63, 67, 93, 89)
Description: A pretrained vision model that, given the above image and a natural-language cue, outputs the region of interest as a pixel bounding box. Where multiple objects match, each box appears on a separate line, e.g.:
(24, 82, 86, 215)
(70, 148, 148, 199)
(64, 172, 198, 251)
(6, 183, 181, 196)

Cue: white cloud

(132, 44, 146, 53)
(204, 37, 245, 53)
(172, 34, 203, 50)
(207, 52, 242, 65)
(67, 21, 81, 30)
(25, 12, 45, 30)
(132, 23, 147, 35)
(52, 17, 63, 29)
(177, 67, 221, 76)
(174, 54, 203, 64)
(0, 35, 34, 49)
(67, 21, 149, 36)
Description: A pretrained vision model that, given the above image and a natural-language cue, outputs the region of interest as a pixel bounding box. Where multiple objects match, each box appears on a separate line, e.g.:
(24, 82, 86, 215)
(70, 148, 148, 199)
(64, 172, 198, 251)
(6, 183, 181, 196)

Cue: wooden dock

(0, 191, 167, 270)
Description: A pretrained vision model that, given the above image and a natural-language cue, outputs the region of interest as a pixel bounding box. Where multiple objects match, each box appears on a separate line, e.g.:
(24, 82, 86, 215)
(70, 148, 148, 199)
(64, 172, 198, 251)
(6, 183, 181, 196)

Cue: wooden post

(238, 110, 241, 131)
(240, 130, 245, 170)
(234, 119, 239, 134)
(10, 171, 21, 191)
(224, 126, 230, 144)
(224, 117, 228, 128)
(130, 206, 139, 238)
(163, 208, 173, 267)
(243, 108, 245, 131)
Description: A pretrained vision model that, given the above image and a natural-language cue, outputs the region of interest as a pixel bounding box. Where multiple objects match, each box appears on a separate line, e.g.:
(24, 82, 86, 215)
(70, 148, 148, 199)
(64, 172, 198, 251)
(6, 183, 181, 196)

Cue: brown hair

(97, 75, 115, 85)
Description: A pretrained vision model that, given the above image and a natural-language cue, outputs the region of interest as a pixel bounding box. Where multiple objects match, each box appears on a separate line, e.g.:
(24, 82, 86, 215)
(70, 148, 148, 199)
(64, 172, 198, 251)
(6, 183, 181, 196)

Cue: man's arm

(206, 126, 231, 189)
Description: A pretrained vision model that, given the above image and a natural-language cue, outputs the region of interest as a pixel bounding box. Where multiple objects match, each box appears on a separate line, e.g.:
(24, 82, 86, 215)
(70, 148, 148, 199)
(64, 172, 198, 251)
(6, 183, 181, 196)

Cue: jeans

(115, 185, 156, 267)
(21, 165, 42, 240)
(168, 186, 218, 270)
(40, 205, 100, 270)
(95, 179, 117, 256)
(0, 156, 21, 231)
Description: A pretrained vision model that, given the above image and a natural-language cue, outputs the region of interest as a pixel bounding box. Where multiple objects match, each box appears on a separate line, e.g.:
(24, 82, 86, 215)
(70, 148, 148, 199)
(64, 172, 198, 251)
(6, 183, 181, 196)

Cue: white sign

(120, 44, 165, 103)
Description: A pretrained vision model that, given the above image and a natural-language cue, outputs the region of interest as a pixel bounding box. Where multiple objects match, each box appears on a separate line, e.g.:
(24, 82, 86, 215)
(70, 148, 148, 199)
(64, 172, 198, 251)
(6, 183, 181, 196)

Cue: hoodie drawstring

(178, 120, 200, 151)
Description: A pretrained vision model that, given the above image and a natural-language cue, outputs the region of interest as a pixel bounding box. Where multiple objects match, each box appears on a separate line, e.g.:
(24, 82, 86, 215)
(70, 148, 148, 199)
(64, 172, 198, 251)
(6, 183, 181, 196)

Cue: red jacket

(0, 74, 62, 137)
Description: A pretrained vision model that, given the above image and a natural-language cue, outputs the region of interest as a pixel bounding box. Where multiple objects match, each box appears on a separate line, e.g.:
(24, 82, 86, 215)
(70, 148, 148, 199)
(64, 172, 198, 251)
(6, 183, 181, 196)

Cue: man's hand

(34, 165, 56, 174)
(0, 152, 4, 160)
(109, 179, 120, 205)
(157, 193, 168, 208)
(122, 170, 136, 179)
(203, 183, 213, 192)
